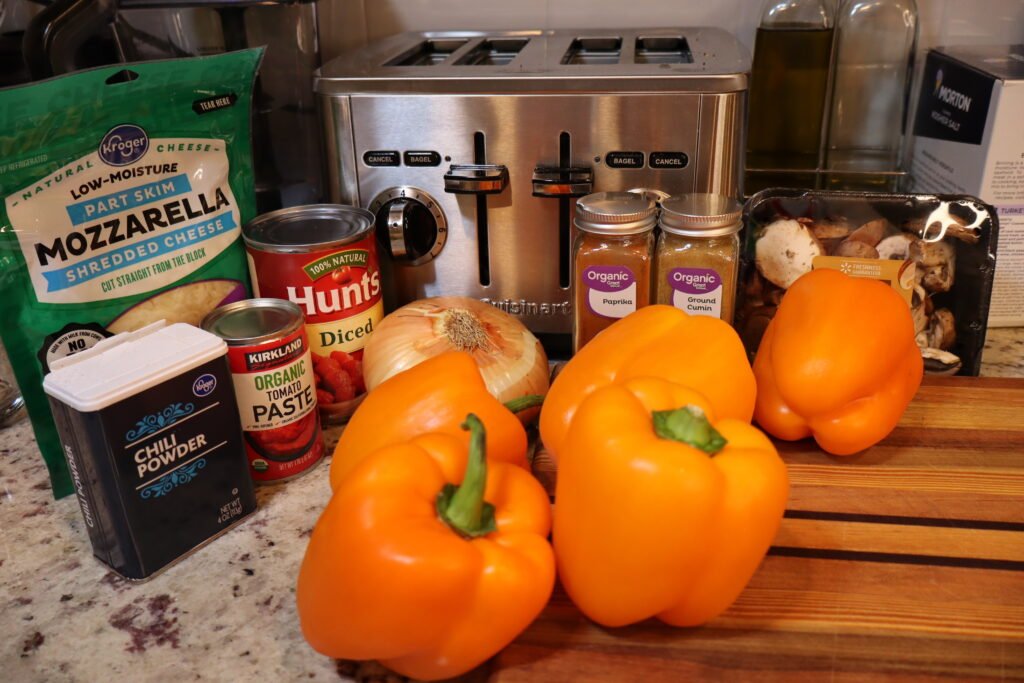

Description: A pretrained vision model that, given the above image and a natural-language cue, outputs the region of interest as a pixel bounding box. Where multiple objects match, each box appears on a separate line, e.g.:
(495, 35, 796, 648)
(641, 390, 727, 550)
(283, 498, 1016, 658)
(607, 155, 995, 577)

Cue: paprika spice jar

(655, 194, 743, 324)
(572, 192, 656, 353)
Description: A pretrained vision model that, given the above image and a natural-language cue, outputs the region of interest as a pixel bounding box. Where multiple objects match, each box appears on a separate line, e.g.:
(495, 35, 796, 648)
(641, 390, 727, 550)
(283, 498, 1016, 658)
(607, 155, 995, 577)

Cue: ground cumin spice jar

(656, 194, 743, 324)
(572, 192, 657, 352)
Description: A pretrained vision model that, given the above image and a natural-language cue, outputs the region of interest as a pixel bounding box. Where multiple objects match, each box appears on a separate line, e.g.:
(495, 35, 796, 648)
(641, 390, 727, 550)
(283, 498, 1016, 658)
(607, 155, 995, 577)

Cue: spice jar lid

(575, 192, 658, 235)
(660, 194, 743, 237)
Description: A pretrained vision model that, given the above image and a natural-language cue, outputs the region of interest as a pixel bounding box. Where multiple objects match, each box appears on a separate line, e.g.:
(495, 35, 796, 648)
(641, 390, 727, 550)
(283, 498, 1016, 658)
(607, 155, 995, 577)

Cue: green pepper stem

(503, 394, 545, 413)
(437, 413, 497, 538)
(652, 405, 728, 456)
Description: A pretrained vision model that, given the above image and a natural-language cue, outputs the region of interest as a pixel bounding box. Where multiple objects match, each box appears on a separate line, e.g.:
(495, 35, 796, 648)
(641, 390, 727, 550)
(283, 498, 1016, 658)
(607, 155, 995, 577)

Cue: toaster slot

(384, 39, 468, 67)
(561, 37, 622, 65)
(634, 36, 693, 64)
(558, 132, 573, 289)
(454, 39, 528, 66)
(443, 133, 512, 287)
(474, 133, 490, 286)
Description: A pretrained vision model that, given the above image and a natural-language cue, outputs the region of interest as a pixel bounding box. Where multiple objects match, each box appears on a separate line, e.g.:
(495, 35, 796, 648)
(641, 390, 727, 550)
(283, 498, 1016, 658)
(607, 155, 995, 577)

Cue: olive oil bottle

(825, 0, 918, 191)
(745, 1, 835, 194)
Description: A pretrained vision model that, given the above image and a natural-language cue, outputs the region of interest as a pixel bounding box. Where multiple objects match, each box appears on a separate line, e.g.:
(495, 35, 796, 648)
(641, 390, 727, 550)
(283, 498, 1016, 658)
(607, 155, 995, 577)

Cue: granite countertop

(3, 328, 1023, 682)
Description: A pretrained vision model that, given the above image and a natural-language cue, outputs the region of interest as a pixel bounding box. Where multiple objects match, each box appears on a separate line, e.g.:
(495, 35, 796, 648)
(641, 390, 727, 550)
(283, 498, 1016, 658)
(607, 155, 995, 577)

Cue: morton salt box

(910, 44, 1024, 326)
(43, 321, 256, 580)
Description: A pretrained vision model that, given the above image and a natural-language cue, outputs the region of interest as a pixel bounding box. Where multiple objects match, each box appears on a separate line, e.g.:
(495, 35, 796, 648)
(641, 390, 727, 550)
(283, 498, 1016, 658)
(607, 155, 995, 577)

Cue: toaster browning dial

(368, 187, 448, 266)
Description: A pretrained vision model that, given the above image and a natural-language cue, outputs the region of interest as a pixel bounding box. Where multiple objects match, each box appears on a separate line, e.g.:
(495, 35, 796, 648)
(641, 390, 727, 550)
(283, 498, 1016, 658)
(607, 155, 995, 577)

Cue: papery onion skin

(363, 297, 549, 416)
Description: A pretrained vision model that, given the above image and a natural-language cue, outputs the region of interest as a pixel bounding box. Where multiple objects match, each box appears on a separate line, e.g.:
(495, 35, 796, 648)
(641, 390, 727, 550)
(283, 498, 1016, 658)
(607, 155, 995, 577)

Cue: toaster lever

(444, 164, 509, 195)
(532, 165, 593, 198)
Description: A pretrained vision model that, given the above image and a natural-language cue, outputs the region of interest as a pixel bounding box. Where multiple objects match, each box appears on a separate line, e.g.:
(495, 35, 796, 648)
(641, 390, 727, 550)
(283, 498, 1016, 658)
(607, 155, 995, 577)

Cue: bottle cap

(575, 192, 658, 235)
(660, 194, 743, 237)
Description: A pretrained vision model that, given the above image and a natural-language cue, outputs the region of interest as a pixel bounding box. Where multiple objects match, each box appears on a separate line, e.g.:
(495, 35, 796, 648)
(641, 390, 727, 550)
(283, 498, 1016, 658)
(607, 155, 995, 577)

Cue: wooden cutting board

(486, 376, 1024, 682)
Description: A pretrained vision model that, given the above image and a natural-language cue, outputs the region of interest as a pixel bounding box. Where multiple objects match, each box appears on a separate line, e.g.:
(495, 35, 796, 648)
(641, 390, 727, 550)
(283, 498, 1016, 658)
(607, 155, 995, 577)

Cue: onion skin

(363, 297, 549, 419)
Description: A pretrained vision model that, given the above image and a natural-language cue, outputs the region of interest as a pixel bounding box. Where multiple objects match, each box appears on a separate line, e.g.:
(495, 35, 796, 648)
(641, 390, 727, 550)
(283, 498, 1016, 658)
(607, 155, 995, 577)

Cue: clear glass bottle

(825, 0, 918, 189)
(746, 0, 835, 193)
(572, 192, 657, 353)
(655, 194, 743, 324)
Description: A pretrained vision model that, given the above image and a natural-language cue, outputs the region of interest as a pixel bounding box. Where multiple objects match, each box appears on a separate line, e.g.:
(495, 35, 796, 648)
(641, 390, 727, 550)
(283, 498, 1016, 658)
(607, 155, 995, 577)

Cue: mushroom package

(737, 190, 999, 377)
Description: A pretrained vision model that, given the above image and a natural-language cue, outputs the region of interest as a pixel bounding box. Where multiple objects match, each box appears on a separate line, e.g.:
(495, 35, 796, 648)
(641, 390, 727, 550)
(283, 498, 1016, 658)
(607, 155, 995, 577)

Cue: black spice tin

(737, 189, 999, 376)
(43, 322, 256, 580)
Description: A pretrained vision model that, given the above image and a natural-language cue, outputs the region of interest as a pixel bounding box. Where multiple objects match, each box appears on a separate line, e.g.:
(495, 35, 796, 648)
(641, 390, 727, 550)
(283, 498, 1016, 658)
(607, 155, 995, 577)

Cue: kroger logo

(192, 373, 217, 397)
(98, 124, 148, 166)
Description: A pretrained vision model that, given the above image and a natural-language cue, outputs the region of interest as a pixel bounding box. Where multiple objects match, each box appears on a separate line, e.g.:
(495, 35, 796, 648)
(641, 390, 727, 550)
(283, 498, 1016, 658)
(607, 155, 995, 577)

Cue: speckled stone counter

(3, 329, 1023, 682)
(978, 327, 1024, 378)
(1, 426, 343, 682)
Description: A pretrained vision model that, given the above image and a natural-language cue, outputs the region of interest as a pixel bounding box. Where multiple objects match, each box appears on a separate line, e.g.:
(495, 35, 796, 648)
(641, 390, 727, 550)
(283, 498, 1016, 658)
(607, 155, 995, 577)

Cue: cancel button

(363, 150, 400, 167)
(649, 152, 689, 169)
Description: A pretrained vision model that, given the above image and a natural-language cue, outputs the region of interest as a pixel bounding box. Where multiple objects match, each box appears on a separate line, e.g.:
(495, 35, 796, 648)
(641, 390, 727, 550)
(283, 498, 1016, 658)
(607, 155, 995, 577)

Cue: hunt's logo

(98, 124, 149, 166)
(933, 70, 972, 112)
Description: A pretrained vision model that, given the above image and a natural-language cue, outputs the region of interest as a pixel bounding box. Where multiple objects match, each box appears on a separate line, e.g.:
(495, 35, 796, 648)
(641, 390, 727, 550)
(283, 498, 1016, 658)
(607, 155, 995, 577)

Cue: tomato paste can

(202, 298, 324, 483)
(242, 205, 381, 423)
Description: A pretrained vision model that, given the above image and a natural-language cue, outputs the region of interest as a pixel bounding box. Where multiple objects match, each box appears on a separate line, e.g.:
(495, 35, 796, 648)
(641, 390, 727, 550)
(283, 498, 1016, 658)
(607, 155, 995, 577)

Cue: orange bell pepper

(540, 305, 756, 462)
(553, 377, 788, 628)
(329, 351, 536, 488)
(753, 269, 923, 455)
(298, 415, 555, 681)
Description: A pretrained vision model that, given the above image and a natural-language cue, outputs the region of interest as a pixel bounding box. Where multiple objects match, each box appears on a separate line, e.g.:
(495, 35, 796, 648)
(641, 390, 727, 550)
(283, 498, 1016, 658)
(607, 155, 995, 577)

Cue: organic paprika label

(582, 265, 637, 319)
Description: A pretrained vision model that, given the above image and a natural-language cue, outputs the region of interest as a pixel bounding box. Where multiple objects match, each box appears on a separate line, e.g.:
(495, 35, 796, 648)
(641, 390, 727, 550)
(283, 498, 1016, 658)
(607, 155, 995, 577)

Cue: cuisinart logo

(933, 69, 972, 112)
(98, 124, 149, 166)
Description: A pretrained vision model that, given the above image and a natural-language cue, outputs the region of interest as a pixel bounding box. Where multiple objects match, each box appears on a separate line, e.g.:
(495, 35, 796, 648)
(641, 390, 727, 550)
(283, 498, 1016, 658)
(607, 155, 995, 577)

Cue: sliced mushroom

(755, 219, 823, 289)
(910, 239, 955, 293)
(877, 233, 916, 260)
(911, 299, 928, 337)
(897, 260, 917, 290)
(926, 308, 957, 350)
(834, 239, 879, 259)
(911, 285, 937, 338)
(848, 219, 889, 247)
(812, 221, 851, 254)
(921, 348, 962, 376)
(934, 216, 980, 244)
(905, 213, 981, 245)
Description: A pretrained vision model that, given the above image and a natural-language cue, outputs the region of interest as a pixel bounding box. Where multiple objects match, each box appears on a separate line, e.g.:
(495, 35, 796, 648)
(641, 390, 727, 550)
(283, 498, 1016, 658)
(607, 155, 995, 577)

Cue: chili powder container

(202, 298, 325, 483)
(42, 322, 256, 581)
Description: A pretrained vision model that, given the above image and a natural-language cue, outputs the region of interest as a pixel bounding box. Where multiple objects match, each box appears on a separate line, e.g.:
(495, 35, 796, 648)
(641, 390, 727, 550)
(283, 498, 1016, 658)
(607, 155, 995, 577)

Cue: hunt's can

(202, 298, 324, 483)
(242, 205, 381, 423)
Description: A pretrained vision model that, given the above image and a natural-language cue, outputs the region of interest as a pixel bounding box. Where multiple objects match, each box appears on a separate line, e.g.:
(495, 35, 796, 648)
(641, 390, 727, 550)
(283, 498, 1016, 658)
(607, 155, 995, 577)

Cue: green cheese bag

(0, 50, 263, 498)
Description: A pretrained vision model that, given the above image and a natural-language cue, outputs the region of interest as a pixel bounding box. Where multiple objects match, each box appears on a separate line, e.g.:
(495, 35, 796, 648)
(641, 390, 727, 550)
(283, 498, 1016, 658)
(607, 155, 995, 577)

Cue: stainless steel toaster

(316, 28, 748, 349)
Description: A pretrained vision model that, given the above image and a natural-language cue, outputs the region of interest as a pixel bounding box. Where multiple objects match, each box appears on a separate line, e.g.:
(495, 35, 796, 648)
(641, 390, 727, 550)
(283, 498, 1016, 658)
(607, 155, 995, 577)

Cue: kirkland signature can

(242, 205, 381, 423)
(202, 298, 324, 483)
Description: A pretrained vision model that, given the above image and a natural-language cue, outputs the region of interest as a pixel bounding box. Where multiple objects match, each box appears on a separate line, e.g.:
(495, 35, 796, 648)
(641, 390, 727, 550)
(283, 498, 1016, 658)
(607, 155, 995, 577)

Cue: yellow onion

(363, 297, 549, 412)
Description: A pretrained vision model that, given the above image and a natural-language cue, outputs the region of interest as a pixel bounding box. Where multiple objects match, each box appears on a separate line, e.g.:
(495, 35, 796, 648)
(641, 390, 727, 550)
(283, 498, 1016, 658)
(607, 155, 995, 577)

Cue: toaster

(316, 28, 748, 351)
